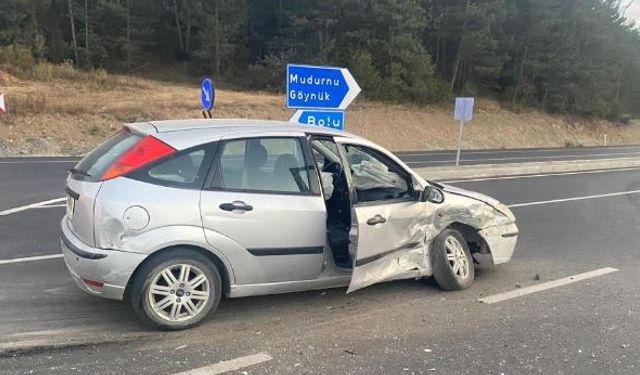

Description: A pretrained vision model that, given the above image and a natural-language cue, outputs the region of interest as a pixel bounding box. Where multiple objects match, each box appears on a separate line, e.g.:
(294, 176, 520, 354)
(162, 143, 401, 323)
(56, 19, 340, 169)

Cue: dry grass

(0, 67, 639, 156)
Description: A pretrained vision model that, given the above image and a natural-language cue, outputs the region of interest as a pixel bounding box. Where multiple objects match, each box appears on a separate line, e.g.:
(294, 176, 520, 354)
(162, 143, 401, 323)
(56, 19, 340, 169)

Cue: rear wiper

(69, 167, 91, 177)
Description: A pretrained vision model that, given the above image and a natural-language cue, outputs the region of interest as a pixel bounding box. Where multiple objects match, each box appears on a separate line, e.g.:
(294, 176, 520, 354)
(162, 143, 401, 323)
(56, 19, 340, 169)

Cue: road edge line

(0, 254, 64, 265)
(478, 267, 619, 304)
(172, 352, 273, 375)
(508, 189, 640, 208)
(0, 197, 65, 216)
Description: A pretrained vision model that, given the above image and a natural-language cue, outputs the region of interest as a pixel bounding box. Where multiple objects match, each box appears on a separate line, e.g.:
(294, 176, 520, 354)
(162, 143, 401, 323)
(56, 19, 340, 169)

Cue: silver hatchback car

(61, 119, 518, 330)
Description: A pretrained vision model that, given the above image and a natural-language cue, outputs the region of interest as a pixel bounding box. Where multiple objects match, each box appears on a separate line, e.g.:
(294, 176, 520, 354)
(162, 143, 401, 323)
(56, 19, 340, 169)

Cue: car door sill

(228, 275, 351, 298)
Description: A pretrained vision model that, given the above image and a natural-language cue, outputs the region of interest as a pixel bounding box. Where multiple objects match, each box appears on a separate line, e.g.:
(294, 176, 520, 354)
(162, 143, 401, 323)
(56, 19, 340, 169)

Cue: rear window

(72, 129, 142, 181)
(127, 146, 214, 189)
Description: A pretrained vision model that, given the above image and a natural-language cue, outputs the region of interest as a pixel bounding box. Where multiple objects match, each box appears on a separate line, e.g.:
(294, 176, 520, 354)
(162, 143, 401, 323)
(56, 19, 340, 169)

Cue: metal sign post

(455, 119, 464, 166)
(286, 64, 360, 131)
(453, 97, 475, 166)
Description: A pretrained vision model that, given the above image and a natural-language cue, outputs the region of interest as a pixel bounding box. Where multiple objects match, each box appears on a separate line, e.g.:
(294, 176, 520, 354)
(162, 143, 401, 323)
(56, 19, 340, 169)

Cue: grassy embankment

(1, 63, 639, 156)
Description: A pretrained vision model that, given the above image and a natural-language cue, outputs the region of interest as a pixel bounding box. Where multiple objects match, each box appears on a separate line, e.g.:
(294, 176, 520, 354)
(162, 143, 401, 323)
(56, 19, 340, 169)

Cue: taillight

(82, 278, 104, 288)
(101, 136, 176, 180)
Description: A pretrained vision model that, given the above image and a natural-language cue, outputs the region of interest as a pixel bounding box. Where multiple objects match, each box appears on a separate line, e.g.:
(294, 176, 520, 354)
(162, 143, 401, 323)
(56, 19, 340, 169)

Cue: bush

(0, 45, 35, 70)
(564, 140, 584, 148)
(6, 93, 47, 115)
(244, 51, 293, 91)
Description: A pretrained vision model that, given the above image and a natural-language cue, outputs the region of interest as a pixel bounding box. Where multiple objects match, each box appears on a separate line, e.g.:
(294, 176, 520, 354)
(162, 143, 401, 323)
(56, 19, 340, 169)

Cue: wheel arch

(123, 245, 232, 302)
(444, 222, 490, 257)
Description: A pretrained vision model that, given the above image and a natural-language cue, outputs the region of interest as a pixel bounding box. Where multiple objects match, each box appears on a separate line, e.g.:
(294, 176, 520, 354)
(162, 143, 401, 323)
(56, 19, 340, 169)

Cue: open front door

(337, 142, 433, 293)
(348, 202, 431, 292)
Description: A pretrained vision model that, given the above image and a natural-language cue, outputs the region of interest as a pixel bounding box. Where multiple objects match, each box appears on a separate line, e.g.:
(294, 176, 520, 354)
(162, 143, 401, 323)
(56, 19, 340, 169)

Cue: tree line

(1, 0, 639, 119)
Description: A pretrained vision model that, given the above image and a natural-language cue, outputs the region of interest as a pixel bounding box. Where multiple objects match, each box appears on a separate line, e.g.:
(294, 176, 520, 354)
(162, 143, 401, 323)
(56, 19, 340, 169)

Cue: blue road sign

(290, 110, 345, 131)
(454, 97, 474, 122)
(287, 64, 361, 110)
(201, 78, 215, 111)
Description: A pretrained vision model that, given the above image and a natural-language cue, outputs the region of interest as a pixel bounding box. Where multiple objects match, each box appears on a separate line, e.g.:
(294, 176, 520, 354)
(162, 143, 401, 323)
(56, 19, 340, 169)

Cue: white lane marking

(478, 267, 619, 304)
(172, 352, 273, 375)
(0, 160, 78, 164)
(0, 197, 66, 216)
(442, 167, 640, 183)
(0, 254, 64, 265)
(404, 151, 640, 165)
(398, 145, 640, 157)
(33, 204, 67, 209)
(508, 189, 640, 208)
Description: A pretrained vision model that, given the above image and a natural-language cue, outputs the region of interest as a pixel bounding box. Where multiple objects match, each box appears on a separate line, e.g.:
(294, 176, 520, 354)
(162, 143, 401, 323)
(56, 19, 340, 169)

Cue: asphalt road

(1, 152, 640, 374)
(1, 145, 640, 211)
(396, 144, 640, 167)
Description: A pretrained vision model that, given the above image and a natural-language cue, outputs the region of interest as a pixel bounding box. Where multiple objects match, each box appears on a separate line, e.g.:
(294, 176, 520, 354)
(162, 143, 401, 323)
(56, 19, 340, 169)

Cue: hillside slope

(1, 70, 639, 156)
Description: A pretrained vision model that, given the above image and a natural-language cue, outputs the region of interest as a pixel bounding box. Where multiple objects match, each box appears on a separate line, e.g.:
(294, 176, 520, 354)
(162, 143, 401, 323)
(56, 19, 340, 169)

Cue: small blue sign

(287, 64, 361, 110)
(201, 78, 215, 111)
(454, 97, 474, 122)
(290, 110, 345, 131)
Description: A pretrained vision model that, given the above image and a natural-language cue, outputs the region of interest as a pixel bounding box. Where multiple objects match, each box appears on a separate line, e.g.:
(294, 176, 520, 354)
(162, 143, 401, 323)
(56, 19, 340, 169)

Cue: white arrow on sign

(338, 68, 361, 110)
(0, 93, 5, 113)
(289, 110, 303, 123)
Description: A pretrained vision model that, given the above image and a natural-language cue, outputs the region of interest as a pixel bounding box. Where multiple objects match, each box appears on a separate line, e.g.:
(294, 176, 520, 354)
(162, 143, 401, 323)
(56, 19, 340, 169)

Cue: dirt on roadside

(0, 71, 638, 156)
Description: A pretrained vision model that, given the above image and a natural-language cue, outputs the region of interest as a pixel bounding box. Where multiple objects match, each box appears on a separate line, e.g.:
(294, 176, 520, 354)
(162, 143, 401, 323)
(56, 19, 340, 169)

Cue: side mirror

(420, 186, 444, 203)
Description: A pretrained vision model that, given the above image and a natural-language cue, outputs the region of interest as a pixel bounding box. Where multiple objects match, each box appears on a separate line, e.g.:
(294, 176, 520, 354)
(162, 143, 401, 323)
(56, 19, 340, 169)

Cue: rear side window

(213, 137, 310, 194)
(128, 146, 214, 189)
(72, 129, 142, 181)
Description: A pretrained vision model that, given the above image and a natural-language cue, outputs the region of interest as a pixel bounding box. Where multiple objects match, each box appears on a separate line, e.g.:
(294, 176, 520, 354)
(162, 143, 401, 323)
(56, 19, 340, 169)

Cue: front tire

(432, 229, 475, 291)
(130, 249, 222, 330)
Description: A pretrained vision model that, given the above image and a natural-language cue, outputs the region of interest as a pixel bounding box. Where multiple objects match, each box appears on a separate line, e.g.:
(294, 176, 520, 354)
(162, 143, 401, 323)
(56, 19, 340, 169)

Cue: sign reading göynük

(286, 64, 361, 110)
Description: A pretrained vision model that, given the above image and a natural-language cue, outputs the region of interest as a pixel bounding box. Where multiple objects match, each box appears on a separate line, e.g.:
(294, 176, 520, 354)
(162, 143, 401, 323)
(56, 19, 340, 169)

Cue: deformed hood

(438, 183, 500, 207)
(435, 183, 516, 223)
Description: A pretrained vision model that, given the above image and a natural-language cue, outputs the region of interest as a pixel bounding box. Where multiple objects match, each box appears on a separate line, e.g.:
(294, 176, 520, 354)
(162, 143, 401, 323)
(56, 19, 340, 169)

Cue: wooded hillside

(1, 0, 639, 119)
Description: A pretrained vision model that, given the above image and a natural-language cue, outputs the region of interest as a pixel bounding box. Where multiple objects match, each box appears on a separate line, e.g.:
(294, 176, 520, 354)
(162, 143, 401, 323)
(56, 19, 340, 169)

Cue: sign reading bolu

(290, 110, 345, 131)
(287, 64, 361, 110)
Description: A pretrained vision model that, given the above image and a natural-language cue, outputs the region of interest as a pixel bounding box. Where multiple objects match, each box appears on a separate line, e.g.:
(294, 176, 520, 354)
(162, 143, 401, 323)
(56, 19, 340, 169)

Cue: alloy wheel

(148, 264, 211, 322)
(444, 236, 469, 279)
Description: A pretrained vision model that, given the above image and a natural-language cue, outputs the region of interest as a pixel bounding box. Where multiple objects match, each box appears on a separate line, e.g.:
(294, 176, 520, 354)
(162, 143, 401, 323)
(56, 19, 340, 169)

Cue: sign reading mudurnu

(286, 64, 361, 110)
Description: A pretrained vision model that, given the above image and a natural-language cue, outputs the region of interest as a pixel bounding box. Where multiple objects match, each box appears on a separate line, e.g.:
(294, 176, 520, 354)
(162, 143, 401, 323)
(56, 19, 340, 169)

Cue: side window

(129, 146, 211, 189)
(310, 139, 344, 200)
(344, 145, 410, 203)
(214, 137, 310, 194)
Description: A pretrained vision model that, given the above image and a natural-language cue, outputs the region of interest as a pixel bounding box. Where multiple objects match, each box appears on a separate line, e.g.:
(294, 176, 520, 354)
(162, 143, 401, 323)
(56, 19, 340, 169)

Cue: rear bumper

(477, 222, 518, 265)
(60, 217, 147, 301)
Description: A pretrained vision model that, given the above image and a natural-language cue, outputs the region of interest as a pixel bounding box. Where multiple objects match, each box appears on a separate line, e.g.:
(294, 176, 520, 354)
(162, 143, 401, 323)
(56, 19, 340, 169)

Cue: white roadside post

(0, 93, 6, 113)
(453, 97, 474, 166)
(455, 118, 464, 166)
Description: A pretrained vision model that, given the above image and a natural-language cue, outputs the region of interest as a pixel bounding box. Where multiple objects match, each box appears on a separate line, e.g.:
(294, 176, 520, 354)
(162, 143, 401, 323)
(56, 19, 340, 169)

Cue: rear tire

(432, 229, 475, 291)
(130, 249, 222, 331)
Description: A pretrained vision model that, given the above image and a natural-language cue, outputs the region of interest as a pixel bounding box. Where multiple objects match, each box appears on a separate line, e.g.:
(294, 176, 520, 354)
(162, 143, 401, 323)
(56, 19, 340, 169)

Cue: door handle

(367, 214, 387, 226)
(219, 201, 253, 212)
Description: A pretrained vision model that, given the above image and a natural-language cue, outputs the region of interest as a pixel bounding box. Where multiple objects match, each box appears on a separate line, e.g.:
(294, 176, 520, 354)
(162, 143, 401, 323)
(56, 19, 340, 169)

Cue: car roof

(126, 119, 360, 140)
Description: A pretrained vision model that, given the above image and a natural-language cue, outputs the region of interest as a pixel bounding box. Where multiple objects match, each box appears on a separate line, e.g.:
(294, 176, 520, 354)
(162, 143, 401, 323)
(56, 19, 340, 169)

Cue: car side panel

(200, 190, 326, 284)
(94, 177, 203, 251)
